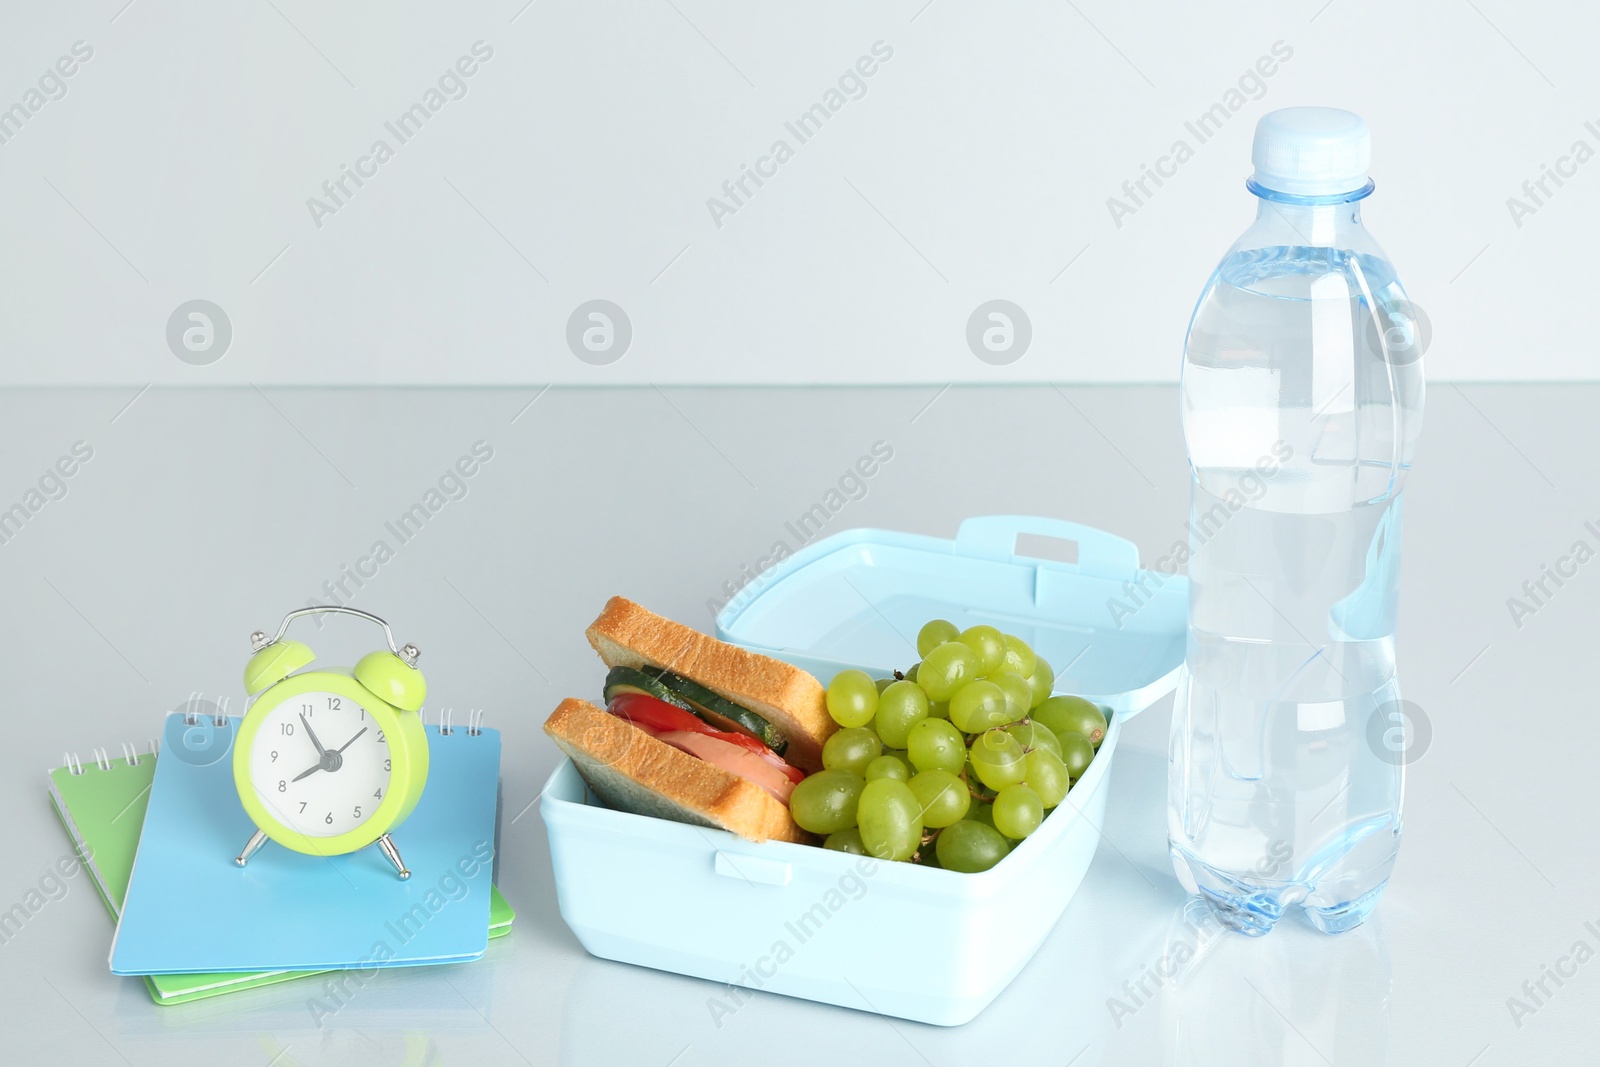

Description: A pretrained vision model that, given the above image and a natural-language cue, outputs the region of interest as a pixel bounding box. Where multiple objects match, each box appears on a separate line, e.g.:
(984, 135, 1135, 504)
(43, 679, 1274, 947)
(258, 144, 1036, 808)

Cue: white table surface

(1, 383, 1590, 1066)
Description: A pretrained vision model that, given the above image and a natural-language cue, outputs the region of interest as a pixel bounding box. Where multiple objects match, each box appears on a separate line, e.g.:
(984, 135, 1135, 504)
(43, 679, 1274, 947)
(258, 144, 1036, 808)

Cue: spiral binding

(181, 692, 230, 726)
(62, 738, 159, 775)
(431, 707, 487, 737)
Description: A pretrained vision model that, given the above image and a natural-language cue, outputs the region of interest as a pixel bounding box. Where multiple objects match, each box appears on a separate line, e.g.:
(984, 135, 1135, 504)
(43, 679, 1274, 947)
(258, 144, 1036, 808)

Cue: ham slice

(631, 721, 798, 804)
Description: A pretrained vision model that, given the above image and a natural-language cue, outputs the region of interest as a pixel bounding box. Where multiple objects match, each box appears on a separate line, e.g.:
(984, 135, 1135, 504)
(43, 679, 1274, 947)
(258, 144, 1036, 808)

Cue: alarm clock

(232, 606, 429, 879)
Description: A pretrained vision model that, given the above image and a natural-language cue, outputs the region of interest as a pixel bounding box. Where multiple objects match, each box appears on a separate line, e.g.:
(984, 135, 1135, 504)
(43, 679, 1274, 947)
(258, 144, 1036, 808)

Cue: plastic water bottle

(1168, 108, 1425, 936)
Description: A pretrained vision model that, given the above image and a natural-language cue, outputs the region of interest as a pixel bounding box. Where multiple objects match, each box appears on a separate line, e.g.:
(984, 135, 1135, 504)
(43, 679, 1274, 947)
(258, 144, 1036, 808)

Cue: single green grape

(948, 680, 1008, 733)
(907, 718, 966, 774)
(989, 671, 1033, 724)
(935, 818, 1009, 872)
(1004, 719, 1061, 759)
(907, 769, 969, 828)
(823, 827, 868, 854)
(821, 726, 882, 777)
(993, 783, 1044, 839)
(970, 729, 1027, 790)
(916, 619, 959, 658)
(865, 754, 911, 782)
(858, 778, 923, 861)
(1033, 695, 1108, 748)
(876, 680, 930, 748)
(1025, 656, 1055, 709)
(957, 625, 1006, 675)
(788, 770, 865, 834)
(826, 669, 878, 729)
(1023, 748, 1069, 808)
(918, 641, 979, 702)
(1000, 634, 1037, 678)
(1058, 731, 1095, 780)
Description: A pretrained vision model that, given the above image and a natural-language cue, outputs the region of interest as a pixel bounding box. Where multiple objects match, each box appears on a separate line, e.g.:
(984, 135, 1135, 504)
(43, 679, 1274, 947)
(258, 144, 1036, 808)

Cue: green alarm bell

(232, 606, 429, 879)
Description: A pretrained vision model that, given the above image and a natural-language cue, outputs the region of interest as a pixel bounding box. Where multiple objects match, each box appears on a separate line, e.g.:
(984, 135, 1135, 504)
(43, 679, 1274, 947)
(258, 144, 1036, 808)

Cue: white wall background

(0, 0, 1592, 385)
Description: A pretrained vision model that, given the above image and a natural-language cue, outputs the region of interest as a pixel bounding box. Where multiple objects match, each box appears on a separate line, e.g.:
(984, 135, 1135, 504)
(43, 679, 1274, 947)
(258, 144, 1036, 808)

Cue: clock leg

(234, 829, 269, 868)
(377, 833, 411, 880)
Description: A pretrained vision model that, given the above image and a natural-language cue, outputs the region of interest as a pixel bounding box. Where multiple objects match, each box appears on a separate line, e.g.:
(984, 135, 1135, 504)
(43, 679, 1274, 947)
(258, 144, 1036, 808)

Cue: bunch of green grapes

(788, 620, 1110, 873)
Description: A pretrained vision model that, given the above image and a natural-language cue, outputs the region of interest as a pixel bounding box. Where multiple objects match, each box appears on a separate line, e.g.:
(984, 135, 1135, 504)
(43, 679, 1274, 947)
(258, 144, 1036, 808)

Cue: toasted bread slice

(543, 698, 811, 844)
(585, 596, 834, 771)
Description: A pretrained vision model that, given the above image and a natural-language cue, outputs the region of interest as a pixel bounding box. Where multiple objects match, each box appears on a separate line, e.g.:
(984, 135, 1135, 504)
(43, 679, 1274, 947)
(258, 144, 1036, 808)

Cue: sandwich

(542, 597, 836, 843)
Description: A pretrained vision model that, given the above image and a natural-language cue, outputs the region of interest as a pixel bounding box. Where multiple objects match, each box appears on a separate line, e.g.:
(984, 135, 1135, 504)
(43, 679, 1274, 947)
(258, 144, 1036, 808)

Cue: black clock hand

(291, 760, 324, 782)
(299, 712, 327, 756)
(333, 727, 368, 755)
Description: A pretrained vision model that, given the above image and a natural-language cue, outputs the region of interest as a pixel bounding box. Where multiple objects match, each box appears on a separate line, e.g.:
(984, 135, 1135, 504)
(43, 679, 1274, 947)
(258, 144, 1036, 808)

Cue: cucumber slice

(603, 666, 694, 711)
(646, 669, 789, 756)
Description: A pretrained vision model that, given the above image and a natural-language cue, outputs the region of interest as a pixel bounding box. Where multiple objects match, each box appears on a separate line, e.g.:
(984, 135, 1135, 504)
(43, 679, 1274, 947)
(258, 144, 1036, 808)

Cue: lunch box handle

(954, 516, 1140, 576)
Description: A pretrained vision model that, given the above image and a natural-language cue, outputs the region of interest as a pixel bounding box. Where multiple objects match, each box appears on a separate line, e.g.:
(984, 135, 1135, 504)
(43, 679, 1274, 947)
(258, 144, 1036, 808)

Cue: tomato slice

(607, 693, 716, 736)
(607, 693, 803, 784)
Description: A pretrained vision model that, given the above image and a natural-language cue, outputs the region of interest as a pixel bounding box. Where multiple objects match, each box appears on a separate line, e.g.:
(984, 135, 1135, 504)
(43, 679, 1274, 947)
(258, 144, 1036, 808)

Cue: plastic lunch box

(541, 516, 1187, 1025)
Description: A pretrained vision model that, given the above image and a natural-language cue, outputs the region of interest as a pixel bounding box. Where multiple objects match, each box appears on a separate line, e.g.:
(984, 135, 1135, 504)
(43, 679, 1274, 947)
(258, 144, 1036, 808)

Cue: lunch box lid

(716, 515, 1187, 719)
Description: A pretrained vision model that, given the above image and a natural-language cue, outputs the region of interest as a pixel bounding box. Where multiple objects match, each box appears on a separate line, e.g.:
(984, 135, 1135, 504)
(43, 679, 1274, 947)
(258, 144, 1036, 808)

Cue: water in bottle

(1168, 108, 1425, 936)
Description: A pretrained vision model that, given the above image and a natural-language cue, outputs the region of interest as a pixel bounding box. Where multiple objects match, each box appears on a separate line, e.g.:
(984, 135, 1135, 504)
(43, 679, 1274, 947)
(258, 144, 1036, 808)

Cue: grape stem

(961, 769, 996, 804)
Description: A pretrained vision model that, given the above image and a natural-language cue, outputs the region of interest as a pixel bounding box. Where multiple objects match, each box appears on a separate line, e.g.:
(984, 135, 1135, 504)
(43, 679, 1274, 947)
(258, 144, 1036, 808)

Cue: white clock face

(249, 690, 392, 838)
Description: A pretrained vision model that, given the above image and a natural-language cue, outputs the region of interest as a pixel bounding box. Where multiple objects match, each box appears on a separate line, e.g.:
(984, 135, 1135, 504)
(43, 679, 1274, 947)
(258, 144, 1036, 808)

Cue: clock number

(325, 812, 334, 825)
(383, 758, 391, 771)
(278, 780, 286, 792)
(376, 730, 385, 742)
(373, 788, 383, 798)
(270, 750, 278, 762)
(328, 697, 342, 710)
(281, 723, 294, 735)
(352, 805, 362, 819)
(298, 802, 307, 813)
(302, 703, 313, 716)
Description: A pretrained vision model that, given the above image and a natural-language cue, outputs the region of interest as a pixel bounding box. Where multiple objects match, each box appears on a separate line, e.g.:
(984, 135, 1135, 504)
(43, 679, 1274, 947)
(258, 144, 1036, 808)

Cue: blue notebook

(110, 715, 500, 975)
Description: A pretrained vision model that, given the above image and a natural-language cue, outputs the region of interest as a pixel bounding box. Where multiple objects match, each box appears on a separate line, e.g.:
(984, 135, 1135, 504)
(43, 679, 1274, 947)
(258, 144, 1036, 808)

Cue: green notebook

(48, 747, 514, 1005)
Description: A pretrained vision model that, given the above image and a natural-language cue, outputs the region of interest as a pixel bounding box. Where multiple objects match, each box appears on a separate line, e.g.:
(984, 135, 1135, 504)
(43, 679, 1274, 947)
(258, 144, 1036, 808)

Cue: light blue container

(541, 517, 1187, 1025)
